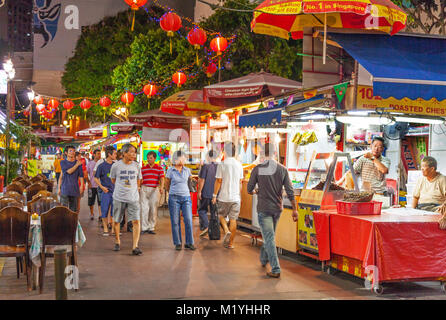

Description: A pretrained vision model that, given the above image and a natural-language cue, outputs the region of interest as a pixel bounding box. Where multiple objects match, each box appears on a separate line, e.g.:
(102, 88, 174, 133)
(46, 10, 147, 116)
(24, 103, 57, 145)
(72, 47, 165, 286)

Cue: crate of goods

(336, 201, 383, 215)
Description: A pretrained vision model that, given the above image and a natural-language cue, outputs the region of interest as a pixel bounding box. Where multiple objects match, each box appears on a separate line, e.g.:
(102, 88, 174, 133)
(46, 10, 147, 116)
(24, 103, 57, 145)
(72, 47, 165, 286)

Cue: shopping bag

(208, 202, 221, 240)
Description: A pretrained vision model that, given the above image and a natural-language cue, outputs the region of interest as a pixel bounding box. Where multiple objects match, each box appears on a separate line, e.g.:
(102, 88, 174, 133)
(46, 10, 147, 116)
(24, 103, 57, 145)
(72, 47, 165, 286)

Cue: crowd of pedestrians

(54, 141, 297, 277)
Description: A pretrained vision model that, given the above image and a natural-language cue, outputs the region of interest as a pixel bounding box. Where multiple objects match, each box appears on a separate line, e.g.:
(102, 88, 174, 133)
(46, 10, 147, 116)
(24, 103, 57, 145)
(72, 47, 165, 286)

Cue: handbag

(208, 202, 221, 240)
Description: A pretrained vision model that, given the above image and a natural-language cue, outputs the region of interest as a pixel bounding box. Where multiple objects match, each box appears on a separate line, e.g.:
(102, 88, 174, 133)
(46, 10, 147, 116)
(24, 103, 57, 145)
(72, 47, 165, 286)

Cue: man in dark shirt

(247, 144, 298, 278)
(58, 145, 84, 213)
(197, 150, 218, 237)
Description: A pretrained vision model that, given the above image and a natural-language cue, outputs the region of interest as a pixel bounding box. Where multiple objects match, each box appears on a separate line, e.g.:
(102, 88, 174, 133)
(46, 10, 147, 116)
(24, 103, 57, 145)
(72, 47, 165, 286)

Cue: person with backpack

(197, 150, 219, 237)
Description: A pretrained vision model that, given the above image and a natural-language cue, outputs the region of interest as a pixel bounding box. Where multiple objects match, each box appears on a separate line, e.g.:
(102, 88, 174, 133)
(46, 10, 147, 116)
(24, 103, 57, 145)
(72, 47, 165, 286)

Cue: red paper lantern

(210, 36, 228, 56)
(124, 0, 147, 10)
(160, 12, 182, 54)
(33, 95, 44, 105)
(187, 27, 207, 49)
(143, 84, 157, 98)
(63, 99, 74, 110)
(205, 62, 217, 77)
(172, 71, 187, 87)
(48, 98, 59, 110)
(36, 104, 46, 114)
(121, 92, 134, 105)
(99, 96, 111, 107)
(80, 99, 92, 110)
(160, 12, 182, 36)
(23, 107, 30, 117)
(124, 0, 148, 31)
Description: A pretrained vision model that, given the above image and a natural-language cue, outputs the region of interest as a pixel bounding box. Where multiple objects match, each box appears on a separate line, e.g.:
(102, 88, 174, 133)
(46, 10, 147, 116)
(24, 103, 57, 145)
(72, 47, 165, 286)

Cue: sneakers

(184, 244, 196, 250)
(199, 228, 208, 237)
(175, 244, 182, 250)
(113, 243, 120, 251)
(102, 232, 109, 237)
(223, 231, 231, 246)
(266, 271, 280, 278)
(132, 247, 143, 256)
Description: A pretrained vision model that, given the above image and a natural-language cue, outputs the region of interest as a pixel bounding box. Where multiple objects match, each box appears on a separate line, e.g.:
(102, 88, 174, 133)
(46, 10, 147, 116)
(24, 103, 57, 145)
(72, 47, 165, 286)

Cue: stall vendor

(412, 156, 446, 212)
(353, 136, 390, 194)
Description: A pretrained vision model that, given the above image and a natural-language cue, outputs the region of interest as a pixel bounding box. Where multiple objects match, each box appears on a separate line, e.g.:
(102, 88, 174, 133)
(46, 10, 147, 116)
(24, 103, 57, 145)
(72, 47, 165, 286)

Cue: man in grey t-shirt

(247, 144, 298, 278)
(110, 144, 143, 255)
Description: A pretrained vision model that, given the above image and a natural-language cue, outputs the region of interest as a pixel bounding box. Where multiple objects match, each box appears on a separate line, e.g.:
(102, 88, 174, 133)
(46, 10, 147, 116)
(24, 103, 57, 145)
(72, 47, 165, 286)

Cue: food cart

(296, 152, 358, 259)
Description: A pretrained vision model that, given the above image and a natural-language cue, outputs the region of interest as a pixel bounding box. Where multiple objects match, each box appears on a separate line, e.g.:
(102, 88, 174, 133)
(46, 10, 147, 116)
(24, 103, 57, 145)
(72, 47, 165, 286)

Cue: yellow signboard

(0, 134, 19, 150)
(297, 207, 318, 252)
(356, 85, 446, 117)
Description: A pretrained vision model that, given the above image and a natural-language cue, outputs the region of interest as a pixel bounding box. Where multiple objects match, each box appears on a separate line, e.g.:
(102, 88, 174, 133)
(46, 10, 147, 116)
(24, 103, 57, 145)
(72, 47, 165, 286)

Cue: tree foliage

(62, 0, 303, 120)
(392, 0, 446, 34)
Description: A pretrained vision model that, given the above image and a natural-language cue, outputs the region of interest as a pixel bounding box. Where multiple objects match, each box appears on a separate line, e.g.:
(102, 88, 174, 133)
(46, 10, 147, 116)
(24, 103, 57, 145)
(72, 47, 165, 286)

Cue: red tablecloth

(314, 209, 446, 281)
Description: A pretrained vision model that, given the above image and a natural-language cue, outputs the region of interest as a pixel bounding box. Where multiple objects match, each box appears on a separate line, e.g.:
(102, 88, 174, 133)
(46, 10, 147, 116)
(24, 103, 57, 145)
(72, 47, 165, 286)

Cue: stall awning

(238, 106, 282, 128)
(330, 33, 446, 101)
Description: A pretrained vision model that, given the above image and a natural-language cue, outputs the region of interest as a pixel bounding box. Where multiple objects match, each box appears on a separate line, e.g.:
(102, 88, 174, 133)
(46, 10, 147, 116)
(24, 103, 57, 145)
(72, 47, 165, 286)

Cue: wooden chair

(41, 180, 53, 193)
(0, 206, 31, 291)
(25, 183, 47, 202)
(30, 176, 43, 184)
(0, 198, 23, 210)
(12, 177, 24, 184)
(18, 179, 31, 188)
(34, 190, 53, 199)
(39, 206, 78, 293)
(6, 182, 25, 195)
(28, 196, 58, 215)
(3, 191, 24, 203)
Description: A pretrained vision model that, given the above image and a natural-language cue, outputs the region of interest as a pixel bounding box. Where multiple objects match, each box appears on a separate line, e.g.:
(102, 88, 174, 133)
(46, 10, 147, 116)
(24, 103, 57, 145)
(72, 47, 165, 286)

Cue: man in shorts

(86, 149, 102, 220)
(110, 143, 143, 255)
(212, 142, 243, 249)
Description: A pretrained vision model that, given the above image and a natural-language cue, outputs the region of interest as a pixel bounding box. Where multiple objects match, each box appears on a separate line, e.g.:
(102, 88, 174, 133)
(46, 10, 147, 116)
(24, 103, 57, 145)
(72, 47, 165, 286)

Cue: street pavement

(1, 199, 445, 300)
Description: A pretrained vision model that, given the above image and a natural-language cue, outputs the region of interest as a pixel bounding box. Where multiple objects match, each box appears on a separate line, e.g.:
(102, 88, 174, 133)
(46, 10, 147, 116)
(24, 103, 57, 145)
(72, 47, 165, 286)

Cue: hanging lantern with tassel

(48, 98, 59, 111)
(205, 62, 217, 85)
(172, 71, 187, 88)
(143, 84, 157, 109)
(36, 104, 46, 114)
(80, 99, 91, 120)
(124, 0, 148, 31)
(100, 96, 112, 121)
(210, 36, 228, 71)
(121, 92, 134, 106)
(63, 99, 74, 110)
(160, 12, 182, 55)
(187, 27, 207, 66)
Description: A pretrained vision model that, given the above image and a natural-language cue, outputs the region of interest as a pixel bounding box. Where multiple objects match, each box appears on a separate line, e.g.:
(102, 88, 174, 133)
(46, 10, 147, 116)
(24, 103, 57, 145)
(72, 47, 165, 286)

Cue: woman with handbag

(165, 150, 196, 251)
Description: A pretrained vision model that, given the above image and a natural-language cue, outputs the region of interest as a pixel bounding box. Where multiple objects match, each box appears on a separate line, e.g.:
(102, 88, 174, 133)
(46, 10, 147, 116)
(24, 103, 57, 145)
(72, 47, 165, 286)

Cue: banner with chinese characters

(356, 85, 446, 116)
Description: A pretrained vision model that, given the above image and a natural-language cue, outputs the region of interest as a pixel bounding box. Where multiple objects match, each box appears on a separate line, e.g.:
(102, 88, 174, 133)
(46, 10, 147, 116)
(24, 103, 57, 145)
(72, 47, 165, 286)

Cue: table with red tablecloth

(313, 209, 446, 282)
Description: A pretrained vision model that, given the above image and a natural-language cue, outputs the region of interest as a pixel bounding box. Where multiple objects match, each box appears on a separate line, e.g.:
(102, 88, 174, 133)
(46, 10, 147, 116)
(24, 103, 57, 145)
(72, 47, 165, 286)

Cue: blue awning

(238, 106, 282, 128)
(330, 33, 446, 101)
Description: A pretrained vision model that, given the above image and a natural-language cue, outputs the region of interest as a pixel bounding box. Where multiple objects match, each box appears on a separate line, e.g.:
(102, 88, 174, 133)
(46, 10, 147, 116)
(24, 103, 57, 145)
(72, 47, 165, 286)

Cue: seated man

(412, 156, 446, 212)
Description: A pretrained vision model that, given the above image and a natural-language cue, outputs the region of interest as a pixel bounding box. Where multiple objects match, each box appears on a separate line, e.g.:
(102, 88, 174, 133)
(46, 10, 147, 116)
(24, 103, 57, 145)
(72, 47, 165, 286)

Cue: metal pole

(353, 60, 359, 109)
(28, 102, 32, 157)
(54, 248, 68, 300)
(5, 79, 12, 184)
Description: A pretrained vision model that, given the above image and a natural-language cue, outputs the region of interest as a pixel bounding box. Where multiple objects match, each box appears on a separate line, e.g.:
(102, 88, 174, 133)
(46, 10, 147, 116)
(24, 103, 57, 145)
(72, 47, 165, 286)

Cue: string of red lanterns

(124, 0, 148, 31)
(160, 12, 182, 54)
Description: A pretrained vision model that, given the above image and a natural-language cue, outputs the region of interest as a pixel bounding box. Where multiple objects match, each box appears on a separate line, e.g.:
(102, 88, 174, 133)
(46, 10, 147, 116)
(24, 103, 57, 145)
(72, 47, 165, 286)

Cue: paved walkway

(1, 200, 446, 300)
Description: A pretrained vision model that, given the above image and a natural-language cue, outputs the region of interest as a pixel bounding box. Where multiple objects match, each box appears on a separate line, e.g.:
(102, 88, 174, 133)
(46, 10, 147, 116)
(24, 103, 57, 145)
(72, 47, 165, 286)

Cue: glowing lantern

(160, 12, 182, 54)
(99, 96, 111, 107)
(33, 95, 44, 105)
(172, 71, 187, 88)
(210, 36, 228, 70)
(124, 0, 148, 31)
(187, 27, 207, 65)
(23, 107, 30, 117)
(205, 62, 217, 77)
(143, 84, 157, 109)
(63, 99, 74, 110)
(80, 99, 91, 110)
(121, 92, 134, 105)
(48, 98, 59, 110)
(36, 104, 46, 114)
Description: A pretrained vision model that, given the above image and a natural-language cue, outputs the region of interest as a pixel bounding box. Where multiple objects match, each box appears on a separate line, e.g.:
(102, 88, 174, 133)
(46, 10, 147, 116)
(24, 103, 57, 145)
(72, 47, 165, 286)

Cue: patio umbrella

(203, 71, 302, 108)
(251, 0, 407, 63)
(110, 121, 143, 133)
(161, 90, 223, 117)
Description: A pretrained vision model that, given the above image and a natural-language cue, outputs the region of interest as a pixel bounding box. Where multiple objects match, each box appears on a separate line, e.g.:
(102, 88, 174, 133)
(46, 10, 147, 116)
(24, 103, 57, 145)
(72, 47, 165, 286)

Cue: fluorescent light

(256, 128, 288, 133)
(347, 110, 372, 116)
(337, 116, 394, 126)
(287, 121, 308, 127)
(274, 135, 281, 144)
(300, 114, 327, 120)
(394, 116, 444, 125)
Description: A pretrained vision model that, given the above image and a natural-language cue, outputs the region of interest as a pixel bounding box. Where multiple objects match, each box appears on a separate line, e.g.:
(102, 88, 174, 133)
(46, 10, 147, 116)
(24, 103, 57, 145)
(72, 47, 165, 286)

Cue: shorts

(88, 187, 101, 206)
(112, 199, 140, 223)
(100, 191, 113, 218)
(217, 201, 240, 220)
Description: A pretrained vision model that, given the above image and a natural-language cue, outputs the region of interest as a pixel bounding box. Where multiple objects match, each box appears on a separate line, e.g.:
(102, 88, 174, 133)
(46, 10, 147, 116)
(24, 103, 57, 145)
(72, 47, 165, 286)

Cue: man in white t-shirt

(212, 142, 244, 249)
